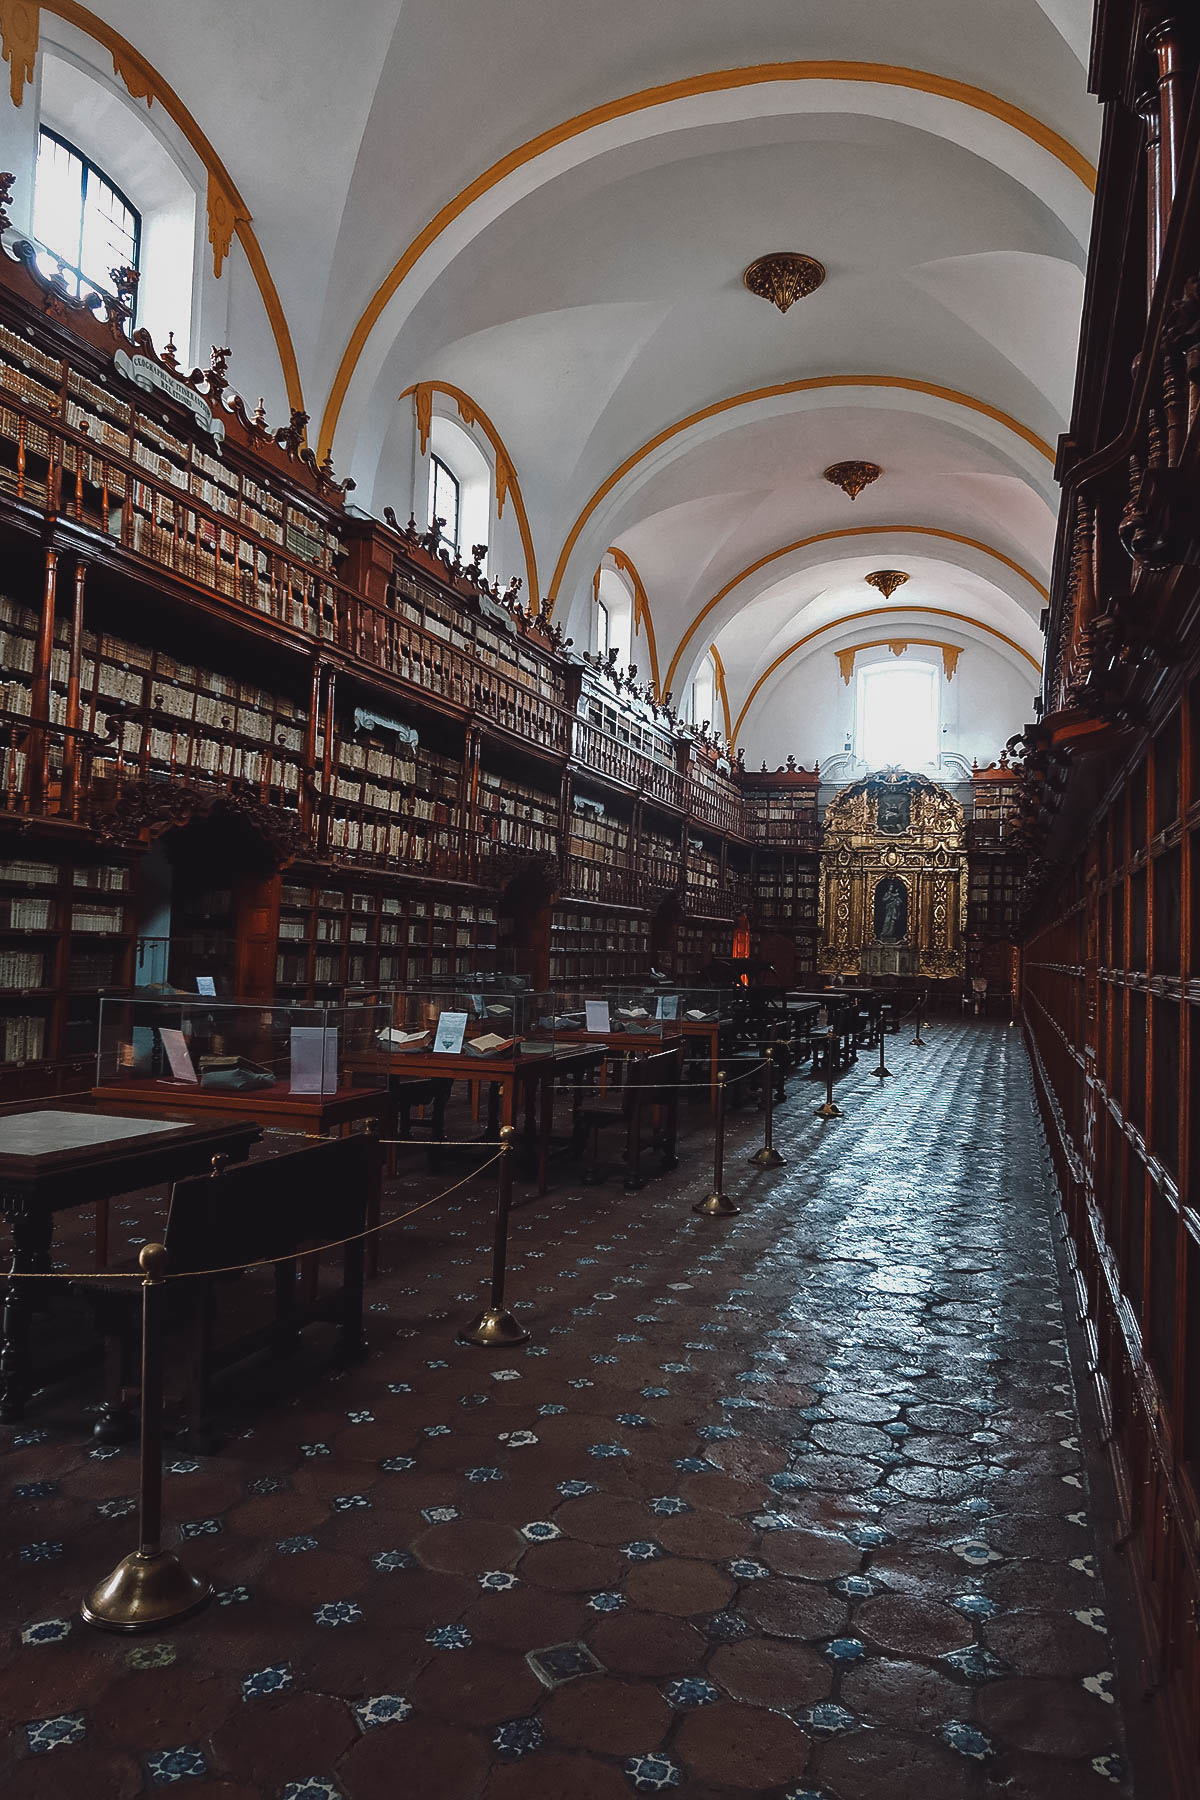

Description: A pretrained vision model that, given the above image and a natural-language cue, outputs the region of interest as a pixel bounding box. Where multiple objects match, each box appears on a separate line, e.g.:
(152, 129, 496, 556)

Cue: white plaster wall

(740, 642, 1037, 772)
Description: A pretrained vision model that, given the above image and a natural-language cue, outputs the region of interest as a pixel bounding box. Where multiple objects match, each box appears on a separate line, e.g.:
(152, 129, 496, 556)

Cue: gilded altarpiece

(819, 771, 966, 978)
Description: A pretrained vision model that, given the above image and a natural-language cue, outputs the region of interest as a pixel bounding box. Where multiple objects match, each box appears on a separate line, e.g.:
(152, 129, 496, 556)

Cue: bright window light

(856, 660, 939, 769)
(33, 128, 139, 304)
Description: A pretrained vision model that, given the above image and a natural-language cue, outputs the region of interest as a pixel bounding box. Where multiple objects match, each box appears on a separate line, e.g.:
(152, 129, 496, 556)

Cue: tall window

(596, 598, 611, 657)
(856, 660, 939, 769)
(33, 128, 140, 305)
(428, 454, 461, 556)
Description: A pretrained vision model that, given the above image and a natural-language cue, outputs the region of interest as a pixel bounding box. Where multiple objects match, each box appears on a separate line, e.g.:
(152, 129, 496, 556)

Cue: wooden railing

(570, 715, 685, 808)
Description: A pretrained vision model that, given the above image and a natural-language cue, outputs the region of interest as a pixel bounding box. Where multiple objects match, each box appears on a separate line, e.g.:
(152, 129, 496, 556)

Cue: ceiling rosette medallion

(824, 461, 881, 501)
(864, 569, 909, 600)
(742, 252, 826, 313)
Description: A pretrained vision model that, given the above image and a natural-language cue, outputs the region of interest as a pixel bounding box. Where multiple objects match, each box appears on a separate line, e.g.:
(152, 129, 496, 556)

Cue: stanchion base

(693, 1191, 739, 1216)
(81, 1549, 211, 1634)
(457, 1306, 530, 1348)
(873, 1065, 893, 1080)
(747, 1146, 786, 1169)
(911, 1036, 925, 1047)
(814, 1101, 843, 1119)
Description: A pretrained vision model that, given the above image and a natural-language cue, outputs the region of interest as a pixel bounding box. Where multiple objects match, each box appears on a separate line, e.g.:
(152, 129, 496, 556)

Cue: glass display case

(548, 989, 685, 1043)
(371, 989, 559, 1059)
(95, 994, 388, 1098)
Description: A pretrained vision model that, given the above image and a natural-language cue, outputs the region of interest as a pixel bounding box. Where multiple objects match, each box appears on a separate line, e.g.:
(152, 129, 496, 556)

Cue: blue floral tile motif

(614, 1413, 653, 1429)
(18, 1540, 64, 1563)
(215, 1586, 251, 1607)
(640, 1386, 670, 1400)
(587, 1591, 625, 1613)
(314, 1600, 363, 1628)
(20, 1618, 71, 1646)
(592, 1353, 619, 1365)
(345, 1410, 375, 1425)
(426, 1623, 472, 1650)
(558, 1480, 597, 1498)
(97, 1497, 136, 1519)
(372, 1550, 416, 1572)
(588, 1442, 630, 1459)
(634, 1314, 657, 1325)
(146, 1745, 209, 1783)
(465, 1466, 505, 1484)
(832, 1575, 885, 1599)
(379, 1456, 416, 1473)
(1091, 1752, 1128, 1784)
(460, 1391, 490, 1408)
(624, 1751, 682, 1791)
(13, 1479, 57, 1500)
(280, 1783, 342, 1800)
(493, 1716, 545, 1760)
(959, 1495, 994, 1516)
(423, 1424, 451, 1439)
(647, 1496, 690, 1517)
(420, 1506, 459, 1525)
(1083, 1670, 1116, 1705)
(520, 1520, 561, 1543)
(697, 1425, 737, 1441)
(674, 1457, 713, 1475)
(824, 1637, 866, 1662)
(621, 1540, 665, 1562)
(705, 1610, 753, 1642)
(537, 1403, 567, 1416)
(166, 1458, 202, 1476)
(299, 1443, 331, 1458)
(179, 1516, 222, 1539)
(567, 1377, 593, 1389)
(425, 1359, 449, 1370)
(386, 1382, 413, 1395)
(277, 1535, 319, 1555)
(941, 1645, 1009, 1681)
(952, 1538, 1003, 1567)
(332, 1493, 372, 1513)
(736, 1370, 771, 1384)
(660, 1362, 691, 1375)
(843, 1524, 893, 1549)
(26, 1713, 85, 1754)
(938, 1720, 994, 1761)
(479, 1570, 520, 1592)
(727, 1558, 771, 1581)
(751, 1510, 800, 1531)
(951, 1593, 999, 1619)
(242, 1663, 293, 1701)
(616, 1334, 645, 1344)
(499, 1431, 539, 1448)
(89, 1444, 122, 1460)
(722, 1397, 761, 1412)
(794, 1702, 862, 1736)
(247, 1475, 287, 1496)
(768, 1472, 809, 1494)
(11, 1428, 49, 1445)
(663, 1676, 719, 1707)
(354, 1694, 412, 1730)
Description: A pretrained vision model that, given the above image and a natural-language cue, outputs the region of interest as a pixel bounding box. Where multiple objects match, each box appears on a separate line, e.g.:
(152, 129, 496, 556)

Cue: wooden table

(91, 1078, 392, 1138)
(0, 1107, 259, 1421)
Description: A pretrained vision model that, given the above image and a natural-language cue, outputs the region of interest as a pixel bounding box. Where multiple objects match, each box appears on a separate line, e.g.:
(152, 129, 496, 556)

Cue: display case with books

(371, 989, 559, 1059)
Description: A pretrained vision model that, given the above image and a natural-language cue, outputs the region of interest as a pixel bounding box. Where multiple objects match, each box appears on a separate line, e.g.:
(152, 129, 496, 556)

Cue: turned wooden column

(319, 665, 337, 855)
(61, 558, 87, 814)
(1137, 91, 1163, 303)
(302, 658, 322, 837)
(28, 540, 59, 809)
(1148, 20, 1186, 242)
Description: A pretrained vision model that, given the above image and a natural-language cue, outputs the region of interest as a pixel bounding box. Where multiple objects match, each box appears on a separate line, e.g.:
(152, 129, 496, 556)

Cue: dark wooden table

(0, 1107, 259, 1421)
(90, 1078, 391, 1137)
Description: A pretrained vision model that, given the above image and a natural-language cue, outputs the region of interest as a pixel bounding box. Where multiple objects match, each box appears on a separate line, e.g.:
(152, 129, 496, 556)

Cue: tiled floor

(0, 1020, 1148, 1798)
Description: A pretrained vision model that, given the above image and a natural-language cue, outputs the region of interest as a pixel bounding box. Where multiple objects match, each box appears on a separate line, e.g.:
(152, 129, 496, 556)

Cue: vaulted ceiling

(76, 0, 1097, 752)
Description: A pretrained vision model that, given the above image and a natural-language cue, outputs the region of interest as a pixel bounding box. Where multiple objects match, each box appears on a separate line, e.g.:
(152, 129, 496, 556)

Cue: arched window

(33, 127, 140, 306)
(428, 453, 461, 555)
(855, 659, 939, 769)
(687, 651, 717, 730)
(594, 566, 632, 664)
(595, 597, 611, 657)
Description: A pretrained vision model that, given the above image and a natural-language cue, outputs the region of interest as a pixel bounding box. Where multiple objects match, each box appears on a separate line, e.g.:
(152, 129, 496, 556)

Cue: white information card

(289, 1025, 339, 1094)
(584, 1000, 611, 1034)
(433, 1011, 468, 1055)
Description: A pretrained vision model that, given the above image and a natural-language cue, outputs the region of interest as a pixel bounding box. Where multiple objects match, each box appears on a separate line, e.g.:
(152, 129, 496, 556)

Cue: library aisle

(0, 1023, 1151, 1798)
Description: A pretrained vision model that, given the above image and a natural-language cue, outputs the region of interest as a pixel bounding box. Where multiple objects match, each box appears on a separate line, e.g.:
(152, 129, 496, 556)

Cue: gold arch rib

(730, 605, 1041, 748)
(402, 381, 540, 609)
(711, 644, 732, 743)
(664, 524, 1049, 697)
(605, 546, 661, 696)
(315, 61, 1095, 462)
(32, 3, 305, 416)
(548, 378, 1056, 618)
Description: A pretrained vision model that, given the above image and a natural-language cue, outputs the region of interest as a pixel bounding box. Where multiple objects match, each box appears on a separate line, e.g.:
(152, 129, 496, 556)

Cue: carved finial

(275, 408, 309, 457)
(207, 344, 231, 400)
(162, 330, 179, 371)
(0, 173, 13, 235)
(252, 396, 268, 432)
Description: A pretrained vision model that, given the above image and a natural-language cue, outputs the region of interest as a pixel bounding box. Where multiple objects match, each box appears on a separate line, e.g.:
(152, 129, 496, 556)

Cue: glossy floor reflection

(1, 1021, 1143, 1798)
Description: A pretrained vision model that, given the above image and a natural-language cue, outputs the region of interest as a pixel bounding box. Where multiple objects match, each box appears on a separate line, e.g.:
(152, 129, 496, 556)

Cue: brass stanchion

(748, 1048, 786, 1168)
(873, 1019, 892, 1080)
(695, 1072, 738, 1214)
(911, 990, 926, 1047)
(814, 1034, 843, 1119)
(82, 1244, 212, 1633)
(459, 1126, 529, 1346)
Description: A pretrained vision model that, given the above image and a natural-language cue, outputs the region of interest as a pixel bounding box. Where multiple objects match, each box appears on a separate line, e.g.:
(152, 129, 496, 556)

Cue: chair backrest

(164, 1133, 376, 1276)
(623, 1043, 683, 1105)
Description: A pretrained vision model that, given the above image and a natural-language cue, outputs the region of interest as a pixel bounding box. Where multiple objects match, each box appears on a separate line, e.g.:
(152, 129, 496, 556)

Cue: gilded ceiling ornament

(742, 252, 826, 313)
(111, 48, 154, 104)
(413, 383, 433, 455)
(0, 0, 38, 108)
(824, 461, 881, 501)
(864, 568, 909, 600)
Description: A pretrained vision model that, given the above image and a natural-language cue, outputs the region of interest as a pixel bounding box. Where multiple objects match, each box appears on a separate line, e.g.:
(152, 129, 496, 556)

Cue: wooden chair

(578, 1044, 682, 1191)
(81, 1133, 375, 1448)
